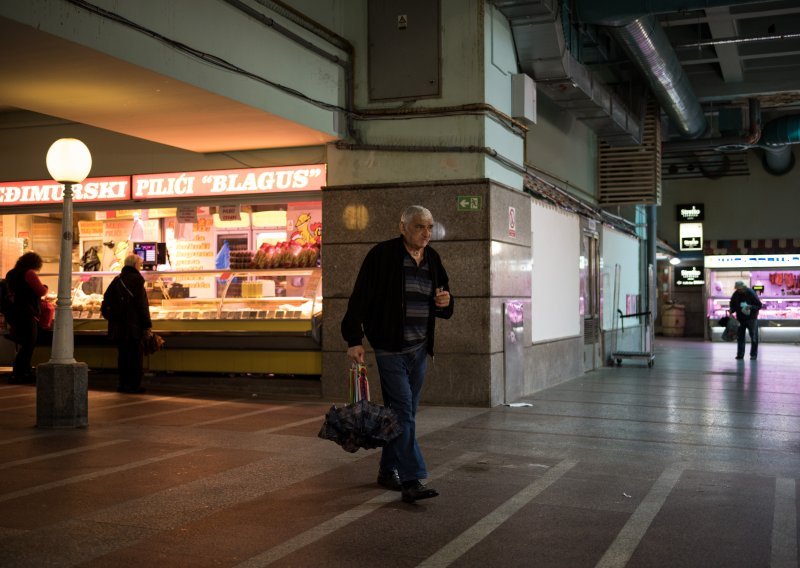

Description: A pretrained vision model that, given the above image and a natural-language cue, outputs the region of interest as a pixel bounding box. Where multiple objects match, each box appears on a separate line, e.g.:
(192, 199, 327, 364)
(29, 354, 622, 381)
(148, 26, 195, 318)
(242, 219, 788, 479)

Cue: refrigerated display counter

(705, 254, 800, 342)
(32, 267, 323, 375)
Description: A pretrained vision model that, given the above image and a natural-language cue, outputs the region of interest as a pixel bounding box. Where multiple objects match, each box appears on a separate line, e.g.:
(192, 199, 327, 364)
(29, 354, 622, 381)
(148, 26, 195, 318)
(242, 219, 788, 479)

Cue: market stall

(1, 164, 326, 377)
(705, 253, 800, 342)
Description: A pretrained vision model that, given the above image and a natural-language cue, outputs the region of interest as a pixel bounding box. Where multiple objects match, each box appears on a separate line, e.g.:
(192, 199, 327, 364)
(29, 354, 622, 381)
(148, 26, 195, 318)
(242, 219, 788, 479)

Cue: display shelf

(34, 267, 324, 375)
(40, 267, 322, 325)
(707, 297, 800, 322)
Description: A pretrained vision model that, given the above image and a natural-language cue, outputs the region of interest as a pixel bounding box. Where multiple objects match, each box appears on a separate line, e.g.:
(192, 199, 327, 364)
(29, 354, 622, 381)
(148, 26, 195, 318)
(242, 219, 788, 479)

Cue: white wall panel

(531, 201, 580, 342)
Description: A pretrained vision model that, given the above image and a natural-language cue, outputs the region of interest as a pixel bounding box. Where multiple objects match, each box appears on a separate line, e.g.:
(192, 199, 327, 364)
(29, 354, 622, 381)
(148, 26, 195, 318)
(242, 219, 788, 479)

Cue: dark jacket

(730, 287, 762, 322)
(103, 266, 152, 342)
(341, 236, 454, 356)
(5, 268, 46, 324)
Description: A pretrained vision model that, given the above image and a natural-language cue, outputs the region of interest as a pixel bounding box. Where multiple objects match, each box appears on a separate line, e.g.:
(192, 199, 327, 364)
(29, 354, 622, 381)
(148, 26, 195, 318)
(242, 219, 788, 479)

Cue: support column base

(36, 362, 88, 429)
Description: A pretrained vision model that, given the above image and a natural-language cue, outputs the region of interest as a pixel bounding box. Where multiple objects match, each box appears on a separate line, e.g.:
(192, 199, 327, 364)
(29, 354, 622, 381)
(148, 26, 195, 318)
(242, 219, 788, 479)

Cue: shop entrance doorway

(581, 222, 601, 372)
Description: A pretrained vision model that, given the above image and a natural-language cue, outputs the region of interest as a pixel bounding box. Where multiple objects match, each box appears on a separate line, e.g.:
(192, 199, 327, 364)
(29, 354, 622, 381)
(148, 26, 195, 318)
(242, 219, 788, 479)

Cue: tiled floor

(0, 338, 798, 567)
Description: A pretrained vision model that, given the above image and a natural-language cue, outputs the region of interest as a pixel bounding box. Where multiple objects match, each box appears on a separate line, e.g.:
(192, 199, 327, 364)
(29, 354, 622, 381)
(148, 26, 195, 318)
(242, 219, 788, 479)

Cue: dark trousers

(736, 317, 759, 358)
(117, 340, 144, 391)
(375, 343, 429, 483)
(12, 318, 37, 382)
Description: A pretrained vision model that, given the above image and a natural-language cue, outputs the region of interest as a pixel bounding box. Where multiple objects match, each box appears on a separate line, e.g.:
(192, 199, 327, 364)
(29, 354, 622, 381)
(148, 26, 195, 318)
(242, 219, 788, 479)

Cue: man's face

(401, 215, 434, 250)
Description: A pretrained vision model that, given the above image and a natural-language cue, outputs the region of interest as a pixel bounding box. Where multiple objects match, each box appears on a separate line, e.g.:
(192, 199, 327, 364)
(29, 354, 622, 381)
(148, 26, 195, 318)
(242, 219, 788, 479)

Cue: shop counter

(705, 260, 800, 343)
(32, 267, 322, 376)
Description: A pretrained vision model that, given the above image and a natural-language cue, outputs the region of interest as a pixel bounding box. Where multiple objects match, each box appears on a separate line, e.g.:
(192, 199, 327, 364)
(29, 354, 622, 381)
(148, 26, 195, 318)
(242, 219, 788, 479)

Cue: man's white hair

(401, 205, 433, 225)
(124, 254, 142, 268)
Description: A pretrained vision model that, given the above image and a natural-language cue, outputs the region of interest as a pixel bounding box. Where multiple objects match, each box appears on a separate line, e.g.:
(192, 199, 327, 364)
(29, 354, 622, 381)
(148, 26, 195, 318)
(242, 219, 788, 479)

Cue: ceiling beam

(661, 7, 800, 27)
(705, 7, 743, 83)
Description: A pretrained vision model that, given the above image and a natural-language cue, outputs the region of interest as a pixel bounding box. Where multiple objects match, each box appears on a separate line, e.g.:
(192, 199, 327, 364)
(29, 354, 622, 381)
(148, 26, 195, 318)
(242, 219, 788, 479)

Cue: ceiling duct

(663, 98, 761, 153)
(608, 16, 707, 139)
(760, 116, 800, 175)
(662, 99, 798, 176)
(573, 0, 765, 28)
(573, 1, 764, 140)
(492, 0, 643, 146)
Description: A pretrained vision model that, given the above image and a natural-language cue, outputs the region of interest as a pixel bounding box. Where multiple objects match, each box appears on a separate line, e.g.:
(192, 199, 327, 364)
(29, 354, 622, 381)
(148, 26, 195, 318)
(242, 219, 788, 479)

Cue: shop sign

(676, 203, 704, 222)
(679, 222, 703, 251)
(675, 264, 704, 287)
(131, 164, 326, 201)
(705, 254, 800, 268)
(176, 207, 198, 224)
(219, 204, 240, 221)
(0, 176, 130, 206)
(78, 221, 104, 238)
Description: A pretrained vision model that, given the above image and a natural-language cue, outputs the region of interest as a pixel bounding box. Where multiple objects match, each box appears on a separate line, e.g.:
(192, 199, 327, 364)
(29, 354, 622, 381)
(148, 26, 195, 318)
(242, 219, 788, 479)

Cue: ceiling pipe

(760, 115, 800, 175)
(609, 16, 708, 139)
(573, 0, 766, 140)
(574, 0, 771, 27)
(663, 98, 761, 153)
(762, 147, 794, 175)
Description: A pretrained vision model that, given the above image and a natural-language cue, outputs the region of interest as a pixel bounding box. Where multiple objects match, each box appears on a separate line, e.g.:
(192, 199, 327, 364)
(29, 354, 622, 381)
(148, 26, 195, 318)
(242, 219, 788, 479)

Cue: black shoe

(735, 356, 744, 360)
(377, 470, 402, 491)
(401, 480, 439, 503)
(750, 355, 757, 360)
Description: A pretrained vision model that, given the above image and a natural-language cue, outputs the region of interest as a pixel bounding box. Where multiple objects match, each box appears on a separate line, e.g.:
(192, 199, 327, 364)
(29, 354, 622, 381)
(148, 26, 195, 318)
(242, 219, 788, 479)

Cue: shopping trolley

(611, 309, 655, 367)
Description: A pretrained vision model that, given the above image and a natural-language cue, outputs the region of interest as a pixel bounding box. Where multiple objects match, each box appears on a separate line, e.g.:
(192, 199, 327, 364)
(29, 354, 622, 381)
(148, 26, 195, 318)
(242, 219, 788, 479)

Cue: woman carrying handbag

(101, 254, 152, 393)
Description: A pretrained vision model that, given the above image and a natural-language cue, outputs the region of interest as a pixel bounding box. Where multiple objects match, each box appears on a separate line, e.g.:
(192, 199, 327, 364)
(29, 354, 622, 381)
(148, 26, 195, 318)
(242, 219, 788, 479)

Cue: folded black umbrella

(318, 398, 402, 453)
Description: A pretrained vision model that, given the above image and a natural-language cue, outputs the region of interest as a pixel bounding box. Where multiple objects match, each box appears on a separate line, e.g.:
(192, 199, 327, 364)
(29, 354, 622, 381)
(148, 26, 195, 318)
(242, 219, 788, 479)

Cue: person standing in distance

(341, 205, 454, 504)
(102, 254, 152, 393)
(730, 280, 762, 360)
(5, 252, 48, 384)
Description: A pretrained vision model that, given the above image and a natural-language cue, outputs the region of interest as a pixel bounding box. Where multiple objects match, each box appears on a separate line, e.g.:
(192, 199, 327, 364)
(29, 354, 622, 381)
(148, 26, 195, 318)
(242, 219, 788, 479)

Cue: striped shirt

(402, 250, 433, 351)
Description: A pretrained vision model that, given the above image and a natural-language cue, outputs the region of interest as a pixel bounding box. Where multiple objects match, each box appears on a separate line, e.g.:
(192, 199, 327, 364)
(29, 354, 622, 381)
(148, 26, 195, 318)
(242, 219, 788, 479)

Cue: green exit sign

(457, 195, 482, 211)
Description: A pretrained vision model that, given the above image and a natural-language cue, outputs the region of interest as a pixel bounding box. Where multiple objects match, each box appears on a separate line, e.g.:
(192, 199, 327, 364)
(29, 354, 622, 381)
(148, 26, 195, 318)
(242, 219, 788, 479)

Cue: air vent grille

(598, 101, 661, 206)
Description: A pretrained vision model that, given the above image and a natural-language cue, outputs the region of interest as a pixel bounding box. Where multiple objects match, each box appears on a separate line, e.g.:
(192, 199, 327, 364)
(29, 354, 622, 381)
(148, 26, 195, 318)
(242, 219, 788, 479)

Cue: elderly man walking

(341, 205, 454, 503)
(730, 280, 762, 360)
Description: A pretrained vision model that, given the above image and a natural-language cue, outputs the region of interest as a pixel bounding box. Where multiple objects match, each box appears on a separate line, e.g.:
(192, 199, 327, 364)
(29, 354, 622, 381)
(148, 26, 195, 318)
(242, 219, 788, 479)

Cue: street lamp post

(36, 138, 92, 428)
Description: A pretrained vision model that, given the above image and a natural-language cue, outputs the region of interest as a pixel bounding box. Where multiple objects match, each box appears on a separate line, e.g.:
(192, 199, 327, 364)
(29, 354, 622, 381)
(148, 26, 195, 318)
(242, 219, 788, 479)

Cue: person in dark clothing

(730, 280, 762, 360)
(102, 254, 152, 393)
(341, 205, 454, 504)
(5, 252, 48, 384)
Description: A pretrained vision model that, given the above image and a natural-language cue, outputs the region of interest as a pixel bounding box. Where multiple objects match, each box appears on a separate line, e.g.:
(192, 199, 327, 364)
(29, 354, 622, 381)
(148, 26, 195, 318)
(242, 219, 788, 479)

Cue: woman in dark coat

(102, 254, 152, 393)
(5, 251, 48, 384)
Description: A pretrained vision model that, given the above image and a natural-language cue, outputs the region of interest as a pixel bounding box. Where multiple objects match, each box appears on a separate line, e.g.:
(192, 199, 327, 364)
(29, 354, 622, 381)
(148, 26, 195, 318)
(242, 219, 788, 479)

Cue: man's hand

(347, 345, 365, 363)
(434, 289, 450, 308)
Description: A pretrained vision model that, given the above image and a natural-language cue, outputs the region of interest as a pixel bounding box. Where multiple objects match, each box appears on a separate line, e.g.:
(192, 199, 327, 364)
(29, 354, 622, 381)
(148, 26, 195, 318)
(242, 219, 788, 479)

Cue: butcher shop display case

(704, 253, 800, 342)
(33, 267, 323, 375)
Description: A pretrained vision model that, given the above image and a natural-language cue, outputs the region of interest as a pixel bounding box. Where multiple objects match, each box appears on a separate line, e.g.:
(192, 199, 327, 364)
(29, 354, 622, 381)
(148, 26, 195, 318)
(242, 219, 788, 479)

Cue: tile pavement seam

(230, 451, 483, 568)
(0, 448, 197, 503)
(478, 410, 800, 434)
(456, 426, 798, 453)
(191, 403, 294, 426)
(107, 397, 249, 423)
(771, 477, 798, 568)
(253, 416, 324, 434)
(0, 392, 119, 411)
(415, 459, 579, 568)
(593, 463, 686, 568)
(91, 394, 194, 411)
(0, 432, 64, 446)
(525, 396, 800, 417)
(0, 439, 126, 470)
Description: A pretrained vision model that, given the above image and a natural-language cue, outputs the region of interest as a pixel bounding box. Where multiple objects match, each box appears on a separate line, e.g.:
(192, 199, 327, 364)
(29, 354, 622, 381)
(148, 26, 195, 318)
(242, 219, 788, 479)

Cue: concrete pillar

(321, 177, 531, 407)
(36, 362, 88, 428)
